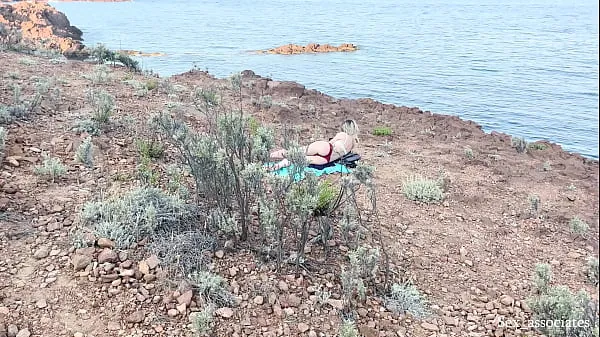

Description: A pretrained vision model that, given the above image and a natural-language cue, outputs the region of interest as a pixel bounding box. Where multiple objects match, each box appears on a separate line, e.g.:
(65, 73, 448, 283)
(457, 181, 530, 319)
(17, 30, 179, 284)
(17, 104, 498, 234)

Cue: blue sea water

(50, 0, 599, 159)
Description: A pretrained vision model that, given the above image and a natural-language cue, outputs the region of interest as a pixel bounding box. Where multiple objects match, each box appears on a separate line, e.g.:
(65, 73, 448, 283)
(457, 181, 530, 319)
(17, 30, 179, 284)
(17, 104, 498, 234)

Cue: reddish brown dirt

(0, 51, 598, 337)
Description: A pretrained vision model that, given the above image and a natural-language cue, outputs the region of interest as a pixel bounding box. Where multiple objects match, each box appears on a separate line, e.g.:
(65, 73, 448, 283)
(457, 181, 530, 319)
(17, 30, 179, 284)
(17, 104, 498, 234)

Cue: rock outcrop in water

(0, 2, 86, 58)
(258, 43, 358, 55)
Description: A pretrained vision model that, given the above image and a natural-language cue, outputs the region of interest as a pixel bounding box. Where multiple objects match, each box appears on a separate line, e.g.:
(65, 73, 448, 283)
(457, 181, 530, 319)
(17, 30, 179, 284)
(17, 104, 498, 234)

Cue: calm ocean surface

(50, 0, 599, 159)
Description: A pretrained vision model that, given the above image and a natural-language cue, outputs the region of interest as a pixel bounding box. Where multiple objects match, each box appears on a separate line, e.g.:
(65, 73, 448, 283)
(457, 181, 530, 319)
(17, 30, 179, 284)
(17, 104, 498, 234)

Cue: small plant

(528, 194, 540, 217)
(0, 126, 6, 158)
(533, 263, 553, 294)
(87, 89, 115, 124)
(18, 57, 37, 66)
(567, 183, 577, 191)
(464, 146, 474, 159)
(543, 161, 552, 171)
(569, 216, 589, 236)
(314, 180, 339, 215)
(84, 64, 110, 84)
(34, 153, 67, 183)
(511, 136, 528, 153)
(384, 281, 430, 318)
(135, 138, 164, 159)
(75, 137, 94, 168)
(192, 305, 214, 336)
(81, 187, 196, 249)
(148, 230, 215, 276)
(348, 246, 380, 280)
(137, 156, 160, 186)
(372, 126, 392, 136)
(188, 271, 235, 307)
(145, 79, 158, 90)
(586, 257, 599, 285)
(72, 119, 101, 136)
(529, 142, 548, 151)
(402, 175, 444, 203)
(527, 285, 598, 337)
(338, 320, 360, 337)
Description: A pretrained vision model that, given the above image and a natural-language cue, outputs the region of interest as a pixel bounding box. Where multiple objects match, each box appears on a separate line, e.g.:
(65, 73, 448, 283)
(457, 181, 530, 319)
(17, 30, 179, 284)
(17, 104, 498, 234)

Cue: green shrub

(72, 119, 101, 136)
(135, 138, 164, 159)
(586, 257, 598, 285)
(372, 126, 392, 136)
(511, 136, 528, 153)
(402, 175, 444, 203)
(314, 180, 340, 215)
(87, 89, 114, 124)
(145, 79, 158, 90)
(0, 126, 6, 158)
(188, 271, 235, 307)
(338, 320, 360, 337)
(464, 146, 474, 159)
(80, 187, 196, 248)
(34, 153, 67, 183)
(75, 137, 94, 168)
(533, 263, 553, 294)
(529, 142, 548, 151)
(384, 282, 430, 318)
(191, 305, 214, 336)
(147, 230, 215, 277)
(527, 286, 598, 337)
(569, 217, 589, 235)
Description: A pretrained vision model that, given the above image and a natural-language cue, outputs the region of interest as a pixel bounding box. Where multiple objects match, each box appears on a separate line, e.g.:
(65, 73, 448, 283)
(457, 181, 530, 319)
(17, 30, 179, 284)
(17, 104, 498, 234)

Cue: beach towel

(267, 152, 360, 181)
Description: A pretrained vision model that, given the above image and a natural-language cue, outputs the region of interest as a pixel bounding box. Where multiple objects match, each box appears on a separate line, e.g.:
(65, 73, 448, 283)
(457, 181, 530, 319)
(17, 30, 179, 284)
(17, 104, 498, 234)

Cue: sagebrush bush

(587, 257, 599, 285)
(402, 175, 444, 203)
(147, 230, 215, 276)
(533, 263, 553, 294)
(135, 138, 164, 159)
(75, 137, 94, 167)
(72, 119, 101, 136)
(0, 84, 41, 123)
(512, 136, 528, 153)
(527, 264, 599, 337)
(464, 146, 474, 159)
(569, 217, 589, 235)
(80, 187, 196, 248)
(529, 194, 541, 217)
(87, 89, 114, 124)
(527, 286, 598, 337)
(372, 126, 392, 136)
(384, 282, 430, 318)
(189, 271, 236, 307)
(348, 246, 380, 280)
(338, 320, 360, 337)
(192, 305, 214, 336)
(34, 153, 67, 182)
(0, 126, 6, 158)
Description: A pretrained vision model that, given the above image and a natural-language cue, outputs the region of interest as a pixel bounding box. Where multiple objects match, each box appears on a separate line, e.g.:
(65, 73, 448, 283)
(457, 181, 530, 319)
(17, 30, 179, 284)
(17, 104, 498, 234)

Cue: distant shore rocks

(257, 43, 358, 55)
(0, 1, 87, 58)
(117, 49, 166, 57)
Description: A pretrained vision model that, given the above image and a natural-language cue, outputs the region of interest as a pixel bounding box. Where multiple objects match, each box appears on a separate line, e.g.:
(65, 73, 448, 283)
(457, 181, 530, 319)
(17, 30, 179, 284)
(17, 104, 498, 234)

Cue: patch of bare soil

(0, 51, 598, 337)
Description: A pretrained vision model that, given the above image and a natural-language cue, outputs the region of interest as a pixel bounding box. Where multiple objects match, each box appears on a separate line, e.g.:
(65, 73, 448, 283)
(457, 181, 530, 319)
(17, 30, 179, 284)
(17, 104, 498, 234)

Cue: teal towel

(267, 163, 351, 181)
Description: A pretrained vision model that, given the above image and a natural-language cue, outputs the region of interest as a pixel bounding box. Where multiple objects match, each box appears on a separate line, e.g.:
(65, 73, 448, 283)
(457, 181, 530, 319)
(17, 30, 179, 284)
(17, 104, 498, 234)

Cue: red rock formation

(0, 2, 86, 58)
(259, 43, 358, 55)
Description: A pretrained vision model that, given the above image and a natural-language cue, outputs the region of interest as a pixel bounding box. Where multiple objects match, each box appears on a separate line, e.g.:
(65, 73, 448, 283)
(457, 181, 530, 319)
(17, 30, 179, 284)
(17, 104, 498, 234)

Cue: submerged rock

(258, 42, 358, 55)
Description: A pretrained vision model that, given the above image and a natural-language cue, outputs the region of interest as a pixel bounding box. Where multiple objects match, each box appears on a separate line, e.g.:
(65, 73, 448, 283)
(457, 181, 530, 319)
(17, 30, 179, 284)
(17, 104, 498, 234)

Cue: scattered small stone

(167, 309, 179, 317)
(327, 299, 344, 310)
(145, 255, 160, 269)
(298, 323, 310, 333)
(74, 333, 84, 337)
(7, 325, 18, 337)
(500, 295, 514, 306)
(277, 280, 289, 291)
(138, 260, 150, 275)
(253, 296, 264, 305)
(420, 322, 439, 332)
(215, 307, 233, 318)
(71, 254, 92, 271)
(97, 238, 115, 249)
(215, 250, 224, 259)
(36, 299, 47, 309)
(125, 310, 145, 323)
(97, 249, 119, 264)
(33, 246, 50, 259)
(177, 290, 193, 306)
(15, 329, 30, 337)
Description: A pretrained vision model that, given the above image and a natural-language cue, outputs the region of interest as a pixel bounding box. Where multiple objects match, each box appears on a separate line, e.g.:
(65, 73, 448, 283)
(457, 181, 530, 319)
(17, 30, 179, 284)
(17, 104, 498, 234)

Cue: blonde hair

(341, 119, 359, 143)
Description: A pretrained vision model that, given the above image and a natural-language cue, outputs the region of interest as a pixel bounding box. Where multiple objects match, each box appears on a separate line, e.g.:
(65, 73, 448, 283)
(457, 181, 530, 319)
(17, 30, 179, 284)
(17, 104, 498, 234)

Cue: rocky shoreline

(257, 43, 358, 55)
